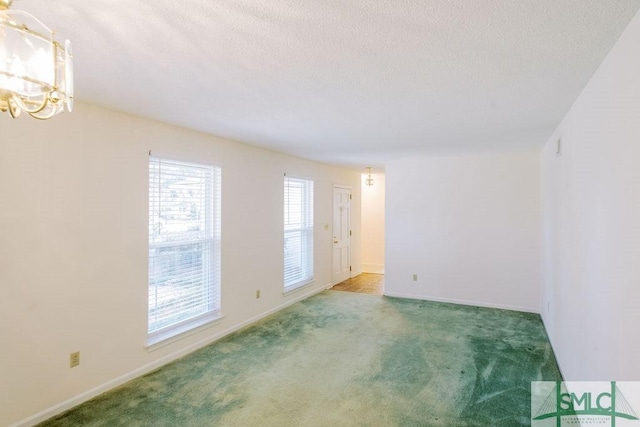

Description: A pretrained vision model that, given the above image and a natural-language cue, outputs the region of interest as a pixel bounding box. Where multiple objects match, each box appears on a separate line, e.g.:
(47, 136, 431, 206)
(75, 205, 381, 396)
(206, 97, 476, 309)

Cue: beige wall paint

(385, 153, 541, 313)
(540, 8, 640, 380)
(361, 173, 385, 274)
(0, 103, 361, 426)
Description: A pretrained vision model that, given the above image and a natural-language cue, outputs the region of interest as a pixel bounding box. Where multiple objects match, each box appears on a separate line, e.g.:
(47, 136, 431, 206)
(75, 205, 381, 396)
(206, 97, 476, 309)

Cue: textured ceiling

(16, 0, 640, 167)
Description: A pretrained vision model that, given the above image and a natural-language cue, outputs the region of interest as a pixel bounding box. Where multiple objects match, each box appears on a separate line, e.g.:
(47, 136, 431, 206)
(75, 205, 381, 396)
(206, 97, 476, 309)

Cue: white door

(333, 186, 351, 284)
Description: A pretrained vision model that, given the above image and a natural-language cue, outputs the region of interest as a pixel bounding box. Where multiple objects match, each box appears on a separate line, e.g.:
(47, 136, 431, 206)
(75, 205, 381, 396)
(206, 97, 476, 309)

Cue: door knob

(334, 237, 338, 243)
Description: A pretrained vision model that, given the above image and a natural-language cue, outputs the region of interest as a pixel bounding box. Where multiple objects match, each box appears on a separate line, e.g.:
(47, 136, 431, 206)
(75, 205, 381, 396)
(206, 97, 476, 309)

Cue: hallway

(331, 273, 384, 295)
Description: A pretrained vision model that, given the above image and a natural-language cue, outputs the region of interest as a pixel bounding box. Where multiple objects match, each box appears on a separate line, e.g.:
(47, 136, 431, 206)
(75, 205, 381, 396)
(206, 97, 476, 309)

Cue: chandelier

(0, 0, 73, 119)
(365, 167, 374, 186)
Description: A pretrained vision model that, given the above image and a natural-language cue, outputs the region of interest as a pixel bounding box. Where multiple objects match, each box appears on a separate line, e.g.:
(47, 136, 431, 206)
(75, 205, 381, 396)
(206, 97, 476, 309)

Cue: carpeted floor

(39, 291, 562, 426)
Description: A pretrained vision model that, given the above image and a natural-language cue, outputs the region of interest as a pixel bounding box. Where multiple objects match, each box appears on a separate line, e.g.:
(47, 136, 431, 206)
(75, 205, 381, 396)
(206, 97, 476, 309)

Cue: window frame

(283, 175, 314, 293)
(147, 156, 222, 348)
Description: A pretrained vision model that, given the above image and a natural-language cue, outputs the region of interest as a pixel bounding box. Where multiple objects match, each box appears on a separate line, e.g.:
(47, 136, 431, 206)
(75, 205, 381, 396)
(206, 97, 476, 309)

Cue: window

(148, 157, 221, 345)
(284, 175, 314, 292)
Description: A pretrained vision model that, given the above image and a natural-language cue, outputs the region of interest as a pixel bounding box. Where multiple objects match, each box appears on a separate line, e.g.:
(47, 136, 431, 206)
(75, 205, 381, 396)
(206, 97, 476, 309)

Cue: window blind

(148, 157, 221, 339)
(284, 176, 314, 291)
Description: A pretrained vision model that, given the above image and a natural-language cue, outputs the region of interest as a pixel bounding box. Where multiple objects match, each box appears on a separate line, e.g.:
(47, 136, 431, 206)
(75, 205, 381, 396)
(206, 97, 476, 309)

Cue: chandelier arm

(8, 99, 21, 118)
(10, 93, 51, 115)
(29, 107, 58, 120)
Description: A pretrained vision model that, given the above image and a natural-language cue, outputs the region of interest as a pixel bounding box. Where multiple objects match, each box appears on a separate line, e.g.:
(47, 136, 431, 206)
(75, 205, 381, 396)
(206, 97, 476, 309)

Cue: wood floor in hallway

(331, 273, 384, 295)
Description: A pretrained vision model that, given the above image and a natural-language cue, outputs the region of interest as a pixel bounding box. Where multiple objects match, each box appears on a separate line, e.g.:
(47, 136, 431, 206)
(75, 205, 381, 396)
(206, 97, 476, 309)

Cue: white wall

(385, 153, 540, 312)
(0, 103, 361, 427)
(540, 9, 640, 381)
(361, 172, 385, 274)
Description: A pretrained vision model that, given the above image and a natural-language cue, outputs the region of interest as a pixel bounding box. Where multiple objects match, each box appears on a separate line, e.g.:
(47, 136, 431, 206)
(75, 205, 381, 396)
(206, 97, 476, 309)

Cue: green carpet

(39, 291, 562, 426)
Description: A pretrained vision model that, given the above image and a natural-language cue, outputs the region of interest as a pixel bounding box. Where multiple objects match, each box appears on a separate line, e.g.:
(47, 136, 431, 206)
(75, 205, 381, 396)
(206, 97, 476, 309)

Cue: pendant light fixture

(365, 167, 374, 186)
(0, 0, 74, 119)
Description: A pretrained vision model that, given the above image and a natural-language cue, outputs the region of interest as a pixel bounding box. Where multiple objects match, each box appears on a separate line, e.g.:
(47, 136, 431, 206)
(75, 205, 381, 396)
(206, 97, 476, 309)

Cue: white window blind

(148, 157, 221, 342)
(284, 176, 314, 292)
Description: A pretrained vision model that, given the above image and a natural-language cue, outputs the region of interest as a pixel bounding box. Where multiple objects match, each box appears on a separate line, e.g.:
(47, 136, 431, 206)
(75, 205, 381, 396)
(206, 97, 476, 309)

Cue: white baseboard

(382, 291, 540, 314)
(12, 283, 332, 427)
(362, 264, 385, 274)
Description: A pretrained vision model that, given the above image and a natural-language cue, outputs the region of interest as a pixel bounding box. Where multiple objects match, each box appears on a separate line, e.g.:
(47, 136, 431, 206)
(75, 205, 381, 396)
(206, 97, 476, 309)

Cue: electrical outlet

(412, 274, 418, 282)
(256, 290, 260, 299)
(70, 351, 80, 368)
(547, 301, 550, 312)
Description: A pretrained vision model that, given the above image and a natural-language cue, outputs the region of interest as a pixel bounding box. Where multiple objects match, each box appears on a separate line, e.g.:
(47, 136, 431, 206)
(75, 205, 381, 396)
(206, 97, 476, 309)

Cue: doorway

(331, 273, 384, 295)
(332, 171, 385, 296)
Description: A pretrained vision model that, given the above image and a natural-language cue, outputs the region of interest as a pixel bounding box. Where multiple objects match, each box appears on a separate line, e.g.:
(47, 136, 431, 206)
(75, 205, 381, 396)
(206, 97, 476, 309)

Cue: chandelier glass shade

(0, 0, 73, 119)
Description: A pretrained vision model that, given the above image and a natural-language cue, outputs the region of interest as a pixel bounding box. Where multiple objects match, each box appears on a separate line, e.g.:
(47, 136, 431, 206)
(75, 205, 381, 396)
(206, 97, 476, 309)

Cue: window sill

(283, 280, 314, 296)
(145, 313, 224, 352)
